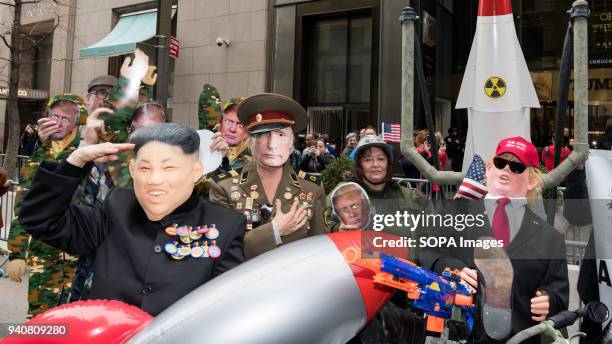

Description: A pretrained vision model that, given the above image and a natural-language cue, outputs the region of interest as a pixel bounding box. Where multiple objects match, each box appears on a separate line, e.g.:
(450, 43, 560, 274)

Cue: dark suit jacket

(420, 199, 569, 343)
(19, 160, 245, 316)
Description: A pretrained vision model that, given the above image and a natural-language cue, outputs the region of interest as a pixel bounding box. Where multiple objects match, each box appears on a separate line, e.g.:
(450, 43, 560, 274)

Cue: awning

(80, 10, 159, 58)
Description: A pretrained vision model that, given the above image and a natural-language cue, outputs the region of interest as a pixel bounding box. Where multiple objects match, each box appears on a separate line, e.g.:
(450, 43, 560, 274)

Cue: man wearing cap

(420, 136, 568, 343)
(85, 75, 117, 114)
(6, 94, 88, 317)
(209, 93, 328, 259)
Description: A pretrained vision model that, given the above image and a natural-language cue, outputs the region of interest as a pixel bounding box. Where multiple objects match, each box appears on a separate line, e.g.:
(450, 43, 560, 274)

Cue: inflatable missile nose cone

(457, 0, 539, 171)
(478, 0, 513, 16)
(2, 300, 153, 344)
(128, 231, 407, 344)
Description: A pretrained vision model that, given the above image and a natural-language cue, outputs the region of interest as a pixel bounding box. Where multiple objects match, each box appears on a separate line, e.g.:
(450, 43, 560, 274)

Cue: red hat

(495, 136, 539, 167)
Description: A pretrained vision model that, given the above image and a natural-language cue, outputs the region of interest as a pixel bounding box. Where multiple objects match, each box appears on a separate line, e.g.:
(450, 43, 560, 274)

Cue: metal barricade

(0, 183, 18, 267)
(0, 154, 31, 180)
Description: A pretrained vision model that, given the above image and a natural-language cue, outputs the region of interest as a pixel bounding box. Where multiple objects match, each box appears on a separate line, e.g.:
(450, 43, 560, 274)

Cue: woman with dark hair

(328, 135, 428, 235)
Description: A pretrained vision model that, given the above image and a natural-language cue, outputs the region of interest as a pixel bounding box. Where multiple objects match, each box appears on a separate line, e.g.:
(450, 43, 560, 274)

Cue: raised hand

(67, 142, 135, 167)
(210, 132, 229, 157)
(82, 107, 113, 145)
(37, 117, 59, 143)
(120, 48, 150, 81)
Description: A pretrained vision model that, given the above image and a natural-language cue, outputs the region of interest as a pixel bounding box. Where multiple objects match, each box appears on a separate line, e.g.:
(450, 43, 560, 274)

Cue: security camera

(216, 37, 230, 47)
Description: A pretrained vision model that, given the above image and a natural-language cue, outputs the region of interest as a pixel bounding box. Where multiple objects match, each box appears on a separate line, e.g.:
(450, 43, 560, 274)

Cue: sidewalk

(0, 273, 28, 338)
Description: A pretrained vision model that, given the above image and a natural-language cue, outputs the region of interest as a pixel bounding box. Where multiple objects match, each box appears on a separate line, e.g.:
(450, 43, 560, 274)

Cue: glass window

(307, 13, 372, 105)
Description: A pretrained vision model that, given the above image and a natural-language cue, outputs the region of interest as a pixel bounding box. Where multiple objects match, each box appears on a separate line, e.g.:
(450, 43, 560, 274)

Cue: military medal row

(163, 224, 221, 260)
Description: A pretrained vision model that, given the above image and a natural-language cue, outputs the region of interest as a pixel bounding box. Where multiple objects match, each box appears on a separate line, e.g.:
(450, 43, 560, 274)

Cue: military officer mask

(129, 124, 204, 221)
(250, 126, 294, 168)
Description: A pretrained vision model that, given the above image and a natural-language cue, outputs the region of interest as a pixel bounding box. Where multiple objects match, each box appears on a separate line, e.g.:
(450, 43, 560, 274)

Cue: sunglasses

(493, 157, 527, 174)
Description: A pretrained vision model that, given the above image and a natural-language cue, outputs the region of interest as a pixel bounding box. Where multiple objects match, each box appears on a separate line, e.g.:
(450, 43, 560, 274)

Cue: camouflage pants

(26, 254, 76, 318)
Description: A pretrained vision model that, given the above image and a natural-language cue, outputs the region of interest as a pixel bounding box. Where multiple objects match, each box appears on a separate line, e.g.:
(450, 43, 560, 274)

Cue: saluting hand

(273, 198, 308, 236)
(67, 142, 135, 167)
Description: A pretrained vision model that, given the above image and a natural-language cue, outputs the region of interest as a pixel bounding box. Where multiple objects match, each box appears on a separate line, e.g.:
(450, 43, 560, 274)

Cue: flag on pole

(381, 122, 401, 143)
(455, 154, 488, 200)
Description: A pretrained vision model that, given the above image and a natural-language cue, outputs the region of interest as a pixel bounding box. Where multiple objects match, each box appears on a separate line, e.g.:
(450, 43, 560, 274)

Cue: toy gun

(349, 253, 474, 337)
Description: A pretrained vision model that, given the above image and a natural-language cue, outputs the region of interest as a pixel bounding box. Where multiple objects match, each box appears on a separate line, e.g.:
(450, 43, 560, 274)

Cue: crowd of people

(2, 50, 611, 343)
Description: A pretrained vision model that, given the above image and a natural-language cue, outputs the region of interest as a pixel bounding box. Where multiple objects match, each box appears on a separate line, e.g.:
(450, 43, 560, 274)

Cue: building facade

(0, 0, 610, 152)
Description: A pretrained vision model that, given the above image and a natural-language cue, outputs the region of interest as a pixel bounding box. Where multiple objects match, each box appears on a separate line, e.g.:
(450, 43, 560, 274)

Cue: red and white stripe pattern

(455, 154, 488, 200)
(381, 122, 401, 143)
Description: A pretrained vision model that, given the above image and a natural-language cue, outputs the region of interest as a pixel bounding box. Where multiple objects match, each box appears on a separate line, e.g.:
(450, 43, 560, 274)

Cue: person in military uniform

(18, 124, 245, 316)
(6, 94, 87, 317)
(209, 93, 328, 259)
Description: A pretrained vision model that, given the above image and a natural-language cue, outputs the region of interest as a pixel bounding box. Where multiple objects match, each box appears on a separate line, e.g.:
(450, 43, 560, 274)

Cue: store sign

(0, 87, 48, 100)
(169, 36, 180, 59)
(590, 10, 612, 67)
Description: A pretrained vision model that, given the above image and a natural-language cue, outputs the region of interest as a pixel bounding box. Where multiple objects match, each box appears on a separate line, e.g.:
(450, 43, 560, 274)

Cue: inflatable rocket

(3, 231, 407, 344)
(457, 0, 540, 171)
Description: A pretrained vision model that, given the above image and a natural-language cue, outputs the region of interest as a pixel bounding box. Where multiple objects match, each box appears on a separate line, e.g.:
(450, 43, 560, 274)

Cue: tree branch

(0, 1, 15, 7)
(0, 33, 12, 50)
(17, 14, 60, 53)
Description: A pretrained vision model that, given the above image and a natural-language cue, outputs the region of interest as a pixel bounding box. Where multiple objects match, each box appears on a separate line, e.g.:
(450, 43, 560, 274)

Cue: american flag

(455, 154, 488, 200)
(382, 122, 401, 143)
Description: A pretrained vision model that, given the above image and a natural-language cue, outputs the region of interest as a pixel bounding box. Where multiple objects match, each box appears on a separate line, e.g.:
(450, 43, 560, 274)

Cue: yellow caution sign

(484, 76, 507, 99)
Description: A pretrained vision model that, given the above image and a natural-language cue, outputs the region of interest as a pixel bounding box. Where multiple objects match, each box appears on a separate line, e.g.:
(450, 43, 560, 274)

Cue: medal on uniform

(180, 235, 193, 244)
(250, 184, 258, 191)
(231, 191, 240, 201)
(191, 242, 204, 258)
(197, 225, 209, 234)
(231, 185, 238, 191)
(284, 192, 292, 200)
(232, 178, 239, 184)
(171, 252, 186, 260)
(202, 241, 210, 257)
(165, 224, 178, 236)
(177, 226, 191, 237)
(236, 202, 243, 210)
(164, 241, 178, 254)
(178, 245, 192, 256)
(206, 226, 219, 240)
(190, 229, 202, 241)
(250, 191, 259, 200)
(299, 193, 306, 200)
(307, 192, 313, 201)
(251, 209, 259, 223)
(286, 187, 291, 192)
(245, 197, 254, 210)
(209, 241, 221, 259)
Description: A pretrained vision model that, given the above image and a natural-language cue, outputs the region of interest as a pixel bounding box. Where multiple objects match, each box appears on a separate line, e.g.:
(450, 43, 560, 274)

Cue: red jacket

(541, 145, 570, 171)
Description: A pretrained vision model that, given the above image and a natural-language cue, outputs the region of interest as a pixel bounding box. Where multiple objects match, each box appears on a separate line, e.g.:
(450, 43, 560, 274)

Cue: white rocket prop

(456, 0, 540, 171)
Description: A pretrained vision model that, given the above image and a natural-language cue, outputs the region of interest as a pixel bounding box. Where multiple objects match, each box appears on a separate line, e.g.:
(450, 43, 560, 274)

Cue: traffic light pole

(155, 0, 172, 107)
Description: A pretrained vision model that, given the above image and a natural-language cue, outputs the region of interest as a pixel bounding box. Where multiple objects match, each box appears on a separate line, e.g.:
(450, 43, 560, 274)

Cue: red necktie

(492, 197, 511, 248)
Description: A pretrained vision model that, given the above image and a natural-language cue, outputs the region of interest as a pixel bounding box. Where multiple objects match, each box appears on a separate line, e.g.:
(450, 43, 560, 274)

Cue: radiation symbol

(484, 76, 507, 99)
